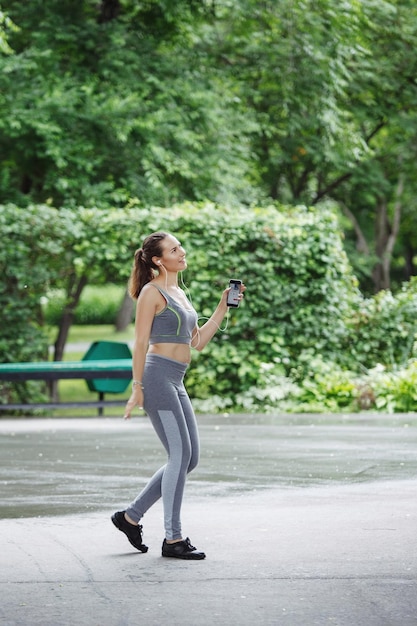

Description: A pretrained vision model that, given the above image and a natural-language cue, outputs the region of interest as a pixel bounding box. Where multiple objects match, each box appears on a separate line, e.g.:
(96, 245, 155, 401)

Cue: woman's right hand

(124, 387, 144, 420)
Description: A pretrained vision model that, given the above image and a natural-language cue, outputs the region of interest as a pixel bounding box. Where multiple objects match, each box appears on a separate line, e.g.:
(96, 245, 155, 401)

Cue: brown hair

(128, 231, 168, 299)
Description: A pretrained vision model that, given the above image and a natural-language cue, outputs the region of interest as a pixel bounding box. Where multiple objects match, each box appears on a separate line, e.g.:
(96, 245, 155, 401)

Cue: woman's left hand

(222, 281, 246, 305)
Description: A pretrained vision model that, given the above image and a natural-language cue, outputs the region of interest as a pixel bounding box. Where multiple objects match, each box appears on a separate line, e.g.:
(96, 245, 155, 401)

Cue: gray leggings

(126, 354, 200, 540)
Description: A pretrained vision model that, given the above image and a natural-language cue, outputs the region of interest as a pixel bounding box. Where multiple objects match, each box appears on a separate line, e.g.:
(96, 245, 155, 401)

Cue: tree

(47, 207, 145, 362)
(0, 0, 253, 209)
(206, 0, 417, 291)
(2, 0, 417, 293)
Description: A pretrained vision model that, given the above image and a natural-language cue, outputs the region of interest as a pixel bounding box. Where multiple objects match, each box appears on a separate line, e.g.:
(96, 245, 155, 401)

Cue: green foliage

(369, 361, 417, 413)
(0, 204, 71, 405)
(0, 7, 18, 54)
(0, 0, 253, 208)
(0, 205, 68, 363)
(217, 0, 417, 291)
(2, 0, 417, 295)
(344, 278, 417, 370)
(2, 201, 417, 413)
(210, 357, 417, 415)
(178, 203, 360, 405)
(1, 202, 359, 409)
(287, 356, 359, 414)
(44, 285, 126, 325)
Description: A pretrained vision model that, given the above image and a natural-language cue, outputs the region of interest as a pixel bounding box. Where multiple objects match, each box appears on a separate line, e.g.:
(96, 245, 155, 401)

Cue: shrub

(4, 201, 417, 412)
(179, 203, 360, 402)
(0, 204, 71, 407)
(344, 278, 417, 371)
(359, 361, 417, 413)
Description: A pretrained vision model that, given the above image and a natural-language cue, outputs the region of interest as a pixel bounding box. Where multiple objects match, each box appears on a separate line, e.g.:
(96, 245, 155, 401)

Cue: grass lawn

(48, 324, 135, 346)
(54, 380, 132, 418)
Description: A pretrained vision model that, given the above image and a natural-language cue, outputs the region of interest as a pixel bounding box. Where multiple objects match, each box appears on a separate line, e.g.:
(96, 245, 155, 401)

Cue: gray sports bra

(148, 285, 198, 345)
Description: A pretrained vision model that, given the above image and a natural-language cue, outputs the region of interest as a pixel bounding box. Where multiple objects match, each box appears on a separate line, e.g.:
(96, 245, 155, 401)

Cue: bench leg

(98, 392, 104, 416)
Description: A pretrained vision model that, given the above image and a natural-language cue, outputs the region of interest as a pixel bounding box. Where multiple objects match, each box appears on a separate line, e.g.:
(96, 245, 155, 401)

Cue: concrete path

(1, 414, 416, 626)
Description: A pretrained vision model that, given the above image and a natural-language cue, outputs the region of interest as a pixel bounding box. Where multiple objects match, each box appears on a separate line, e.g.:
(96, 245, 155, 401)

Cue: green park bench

(0, 341, 133, 414)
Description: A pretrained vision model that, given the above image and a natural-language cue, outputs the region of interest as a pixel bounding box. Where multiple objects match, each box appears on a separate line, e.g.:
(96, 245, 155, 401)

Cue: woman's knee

(187, 449, 199, 473)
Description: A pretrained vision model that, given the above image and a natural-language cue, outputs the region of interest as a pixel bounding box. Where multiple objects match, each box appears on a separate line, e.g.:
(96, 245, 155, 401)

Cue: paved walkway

(1, 414, 416, 626)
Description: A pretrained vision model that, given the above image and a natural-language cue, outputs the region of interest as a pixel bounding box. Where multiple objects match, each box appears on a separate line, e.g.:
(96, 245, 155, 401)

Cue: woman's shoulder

(144, 281, 167, 295)
(140, 282, 168, 303)
(136, 282, 167, 317)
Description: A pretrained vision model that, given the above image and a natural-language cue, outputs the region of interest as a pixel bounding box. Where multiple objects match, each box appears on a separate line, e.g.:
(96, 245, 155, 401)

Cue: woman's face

(158, 235, 187, 271)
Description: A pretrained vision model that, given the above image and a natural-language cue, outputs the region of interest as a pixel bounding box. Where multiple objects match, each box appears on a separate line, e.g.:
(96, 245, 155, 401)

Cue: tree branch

(313, 117, 388, 204)
(340, 202, 370, 254)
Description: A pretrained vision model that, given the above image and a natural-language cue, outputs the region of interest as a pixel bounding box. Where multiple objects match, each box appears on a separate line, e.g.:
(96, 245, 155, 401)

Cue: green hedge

(1, 202, 417, 413)
(177, 204, 360, 402)
(344, 279, 417, 370)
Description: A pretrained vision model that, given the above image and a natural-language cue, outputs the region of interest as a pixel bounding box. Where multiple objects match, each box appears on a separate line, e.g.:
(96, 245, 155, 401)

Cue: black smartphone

(226, 279, 242, 307)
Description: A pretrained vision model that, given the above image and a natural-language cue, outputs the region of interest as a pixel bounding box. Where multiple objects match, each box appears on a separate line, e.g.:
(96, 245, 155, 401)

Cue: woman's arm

(192, 284, 245, 352)
(124, 285, 159, 419)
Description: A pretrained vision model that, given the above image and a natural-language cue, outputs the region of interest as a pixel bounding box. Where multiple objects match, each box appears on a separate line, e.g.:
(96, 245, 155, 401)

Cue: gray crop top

(148, 285, 198, 345)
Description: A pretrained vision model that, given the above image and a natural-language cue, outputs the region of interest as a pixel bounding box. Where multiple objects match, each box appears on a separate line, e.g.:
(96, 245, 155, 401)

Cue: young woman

(112, 231, 245, 560)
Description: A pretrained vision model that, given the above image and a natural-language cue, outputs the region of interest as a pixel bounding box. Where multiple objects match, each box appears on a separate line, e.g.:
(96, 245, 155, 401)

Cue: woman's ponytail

(128, 232, 168, 299)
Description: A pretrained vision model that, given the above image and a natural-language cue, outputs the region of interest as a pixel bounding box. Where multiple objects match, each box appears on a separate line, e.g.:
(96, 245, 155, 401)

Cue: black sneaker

(111, 511, 148, 553)
(162, 537, 206, 560)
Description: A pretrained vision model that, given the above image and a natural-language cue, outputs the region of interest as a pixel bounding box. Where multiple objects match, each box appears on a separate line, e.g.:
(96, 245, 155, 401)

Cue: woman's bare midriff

(148, 343, 192, 364)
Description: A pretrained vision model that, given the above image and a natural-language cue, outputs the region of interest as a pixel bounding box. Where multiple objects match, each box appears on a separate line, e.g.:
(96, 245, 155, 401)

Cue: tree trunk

(404, 242, 416, 281)
(371, 198, 389, 292)
(115, 288, 134, 332)
(49, 274, 88, 401)
(341, 202, 370, 254)
(371, 174, 404, 292)
(98, 0, 120, 22)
